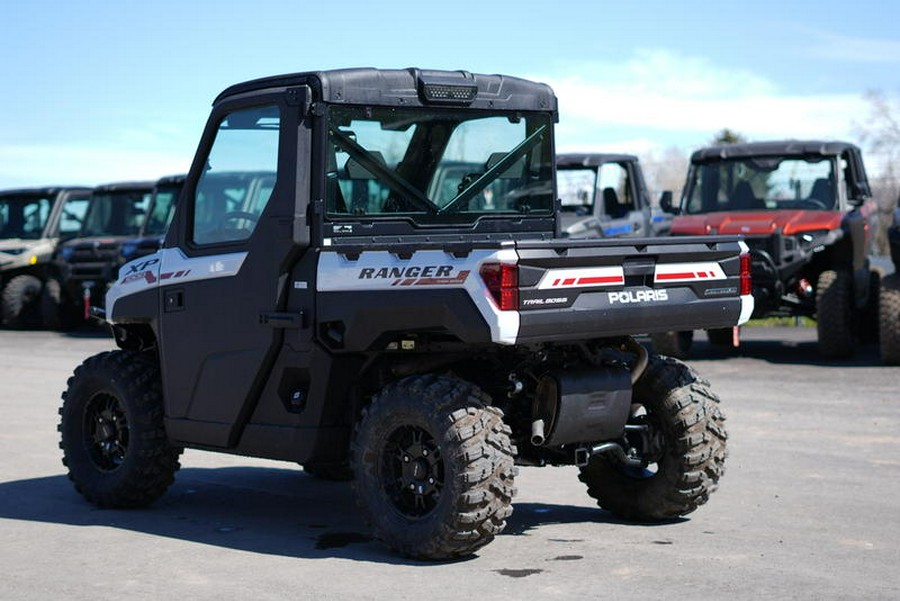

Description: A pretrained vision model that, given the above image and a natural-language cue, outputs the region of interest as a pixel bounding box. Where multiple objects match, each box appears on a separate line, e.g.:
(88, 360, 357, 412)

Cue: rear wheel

(58, 350, 182, 507)
(1, 274, 43, 329)
(879, 274, 900, 365)
(650, 330, 693, 359)
(578, 355, 727, 521)
(351, 375, 516, 560)
(816, 269, 856, 358)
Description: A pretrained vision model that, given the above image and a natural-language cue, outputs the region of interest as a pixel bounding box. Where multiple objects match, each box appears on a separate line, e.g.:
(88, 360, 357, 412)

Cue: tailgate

(513, 236, 752, 343)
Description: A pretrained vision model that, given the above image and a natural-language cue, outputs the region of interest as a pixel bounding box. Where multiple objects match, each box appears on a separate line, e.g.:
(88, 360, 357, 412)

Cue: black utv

(44, 180, 154, 327)
(58, 67, 753, 560)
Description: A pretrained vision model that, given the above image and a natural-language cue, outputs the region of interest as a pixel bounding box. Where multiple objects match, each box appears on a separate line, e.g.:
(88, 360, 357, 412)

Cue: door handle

(164, 289, 184, 312)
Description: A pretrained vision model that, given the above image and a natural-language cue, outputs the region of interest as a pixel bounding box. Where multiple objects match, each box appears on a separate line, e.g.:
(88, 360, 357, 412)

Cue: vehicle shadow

(685, 334, 885, 368)
(0, 467, 635, 564)
(60, 321, 113, 339)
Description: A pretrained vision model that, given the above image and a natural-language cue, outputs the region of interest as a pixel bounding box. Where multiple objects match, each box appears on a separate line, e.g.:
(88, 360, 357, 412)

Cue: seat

(807, 178, 834, 208)
(730, 181, 764, 210)
(602, 187, 623, 218)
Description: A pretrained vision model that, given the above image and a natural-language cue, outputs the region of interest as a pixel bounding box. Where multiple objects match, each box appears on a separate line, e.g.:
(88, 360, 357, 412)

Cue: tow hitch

(575, 423, 662, 468)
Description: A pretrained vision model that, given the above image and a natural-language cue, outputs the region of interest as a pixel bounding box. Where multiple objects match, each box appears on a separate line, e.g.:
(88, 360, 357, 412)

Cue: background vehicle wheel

(351, 375, 516, 560)
(706, 327, 735, 348)
(58, 350, 182, 508)
(302, 461, 353, 481)
(879, 273, 900, 365)
(40, 278, 79, 330)
(578, 355, 727, 521)
(650, 330, 694, 359)
(1, 274, 43, 329)
(816, 269, 856, 358)
(858, 270, 881, 345)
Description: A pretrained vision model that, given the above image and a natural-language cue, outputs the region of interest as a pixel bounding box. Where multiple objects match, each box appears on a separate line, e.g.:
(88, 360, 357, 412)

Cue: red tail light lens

(480, 262, 519, 311)
(739, 253, 752, 296)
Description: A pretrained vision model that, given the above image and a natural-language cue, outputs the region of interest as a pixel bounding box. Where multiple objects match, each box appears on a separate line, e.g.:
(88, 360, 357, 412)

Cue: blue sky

(1, 0, 898, 188)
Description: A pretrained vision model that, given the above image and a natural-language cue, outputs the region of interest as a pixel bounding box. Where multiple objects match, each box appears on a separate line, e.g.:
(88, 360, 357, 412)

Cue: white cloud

(531, 49, 866, 154)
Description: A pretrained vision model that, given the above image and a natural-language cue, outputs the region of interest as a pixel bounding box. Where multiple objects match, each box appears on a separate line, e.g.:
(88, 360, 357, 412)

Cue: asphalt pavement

(1, 326, 898, 600)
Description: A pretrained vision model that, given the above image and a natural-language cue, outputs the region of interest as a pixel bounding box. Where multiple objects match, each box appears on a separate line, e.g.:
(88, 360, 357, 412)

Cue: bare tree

(854, 90, 900, 256)
(640, 145, 690, 205)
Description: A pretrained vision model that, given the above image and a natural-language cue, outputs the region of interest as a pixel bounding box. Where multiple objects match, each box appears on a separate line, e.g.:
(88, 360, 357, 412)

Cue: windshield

(0, 195, 53, 239)
(80, 190, 152, 236)
(325, 106, 554, 220)
(684, 157, 836, 214)
(143, 185, 181, 236)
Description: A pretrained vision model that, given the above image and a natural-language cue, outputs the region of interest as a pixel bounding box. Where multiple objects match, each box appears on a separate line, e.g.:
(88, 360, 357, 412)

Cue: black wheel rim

(83, 393, 129, 471)
(382, 425, 444, 518)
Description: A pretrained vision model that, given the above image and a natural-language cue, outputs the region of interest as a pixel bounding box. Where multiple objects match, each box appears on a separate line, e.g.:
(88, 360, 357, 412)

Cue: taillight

(480, 262, 519, 311)
(739, 253, 752, 296)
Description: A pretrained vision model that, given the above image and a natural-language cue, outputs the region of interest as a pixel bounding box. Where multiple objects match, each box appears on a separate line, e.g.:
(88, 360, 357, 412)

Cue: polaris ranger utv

(0, 187, 91, 328)
(556, 153, 671, 238)
(654, 140, 878, 359)
(44, 181, 154, 328)
(59, 68, 752, 560)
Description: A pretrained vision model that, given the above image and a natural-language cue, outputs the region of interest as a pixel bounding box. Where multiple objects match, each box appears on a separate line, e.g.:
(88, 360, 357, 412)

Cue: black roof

(557, 153, 639, 168)
(691, 140, 861, 163)
(215, 67, 558, 115)
(0, 186, 91, 197)
(92, 180, 156, 193)
(154, 174, 187, 187)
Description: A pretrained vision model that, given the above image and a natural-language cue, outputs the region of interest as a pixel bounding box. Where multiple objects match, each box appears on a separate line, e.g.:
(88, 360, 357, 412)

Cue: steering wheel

(222, 211, 259, 225)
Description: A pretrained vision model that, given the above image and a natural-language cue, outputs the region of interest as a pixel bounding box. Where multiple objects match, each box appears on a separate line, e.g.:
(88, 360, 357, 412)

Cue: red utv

(655, 140, 878, 359)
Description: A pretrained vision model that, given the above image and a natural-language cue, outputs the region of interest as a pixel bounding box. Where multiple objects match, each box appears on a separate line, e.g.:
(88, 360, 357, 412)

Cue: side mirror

(659, 191, 678, 214)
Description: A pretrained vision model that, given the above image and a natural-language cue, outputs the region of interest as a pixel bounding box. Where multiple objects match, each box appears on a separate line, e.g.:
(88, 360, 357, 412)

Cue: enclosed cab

(0, 186, 91, 327)
(556, 153, 671, 238)
(59, 68, 751, 560)
(119, 175, 186, 265)
(46, 180, 154, 325)
(656, 140, 878, 358)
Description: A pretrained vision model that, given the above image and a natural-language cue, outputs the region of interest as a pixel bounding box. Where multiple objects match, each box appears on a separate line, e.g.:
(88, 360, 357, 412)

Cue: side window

(58, 198, 89, 235)
(192, 105, 279, 245)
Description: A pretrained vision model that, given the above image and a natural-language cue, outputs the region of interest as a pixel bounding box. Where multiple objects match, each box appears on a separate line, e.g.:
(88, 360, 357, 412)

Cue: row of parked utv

(2, 142, 898, 363)
(556, 142, 900, 365)
(0, 177, 183, 329)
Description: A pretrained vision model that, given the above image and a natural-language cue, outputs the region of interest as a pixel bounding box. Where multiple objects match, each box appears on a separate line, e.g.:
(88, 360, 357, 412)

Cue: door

(596, 161, 646, 237)
(157, 101, 298, 447)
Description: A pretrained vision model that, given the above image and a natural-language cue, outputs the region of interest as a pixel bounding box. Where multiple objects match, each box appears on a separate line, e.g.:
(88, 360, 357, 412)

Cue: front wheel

(578, 355, 727, 521)
(880, 274, 900, 365)
(58, 350, 182, 508)
(816, 269, 856, 358)
(351, 375, 516, 560)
